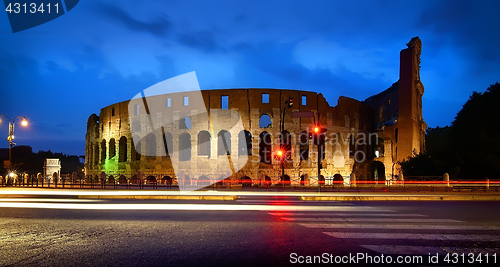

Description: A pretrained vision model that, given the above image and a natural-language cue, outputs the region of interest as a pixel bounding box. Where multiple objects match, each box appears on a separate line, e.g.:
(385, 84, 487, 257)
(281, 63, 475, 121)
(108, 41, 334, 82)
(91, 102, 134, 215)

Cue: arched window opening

(119, 136, 128, 162)
(145, 134, 157, 157)
(109, 138, 116, 158)
(198, 131, 211, 156)
(94, 143, 99, 165)
(259, 131, 271, 164)
(163, 131, 173, 156)
(280, 130, 292, 161)
(299, 131, 309, 161)
(238, 130, 252, 156)
(132, 121, 141, 133)
(100, 140, 106, 163)
(89, 146, 94, 167)
(179, 117, 191, 129)
(95, 125, 99, 138)
(259, 114, 272, 128)
(179, 133, 191, 161)
(133, 135, 141, 160)
(218, 130, 231, 156)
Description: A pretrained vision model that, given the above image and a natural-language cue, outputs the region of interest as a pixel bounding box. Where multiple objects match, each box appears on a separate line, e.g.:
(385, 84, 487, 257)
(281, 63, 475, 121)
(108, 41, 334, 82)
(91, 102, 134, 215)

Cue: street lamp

(0, 114, 28, 169)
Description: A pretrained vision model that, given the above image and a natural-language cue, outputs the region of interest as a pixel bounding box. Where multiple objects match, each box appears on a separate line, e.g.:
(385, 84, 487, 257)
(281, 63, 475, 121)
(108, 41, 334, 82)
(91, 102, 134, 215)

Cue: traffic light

(287, 97, 294, 108)
(274, 149, 285, 161)
(309, 125, 327, 146)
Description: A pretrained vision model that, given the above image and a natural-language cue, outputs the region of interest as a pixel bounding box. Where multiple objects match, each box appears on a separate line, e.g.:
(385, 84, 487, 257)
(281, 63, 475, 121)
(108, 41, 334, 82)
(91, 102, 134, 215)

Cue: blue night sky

(1, 0, 499, 156)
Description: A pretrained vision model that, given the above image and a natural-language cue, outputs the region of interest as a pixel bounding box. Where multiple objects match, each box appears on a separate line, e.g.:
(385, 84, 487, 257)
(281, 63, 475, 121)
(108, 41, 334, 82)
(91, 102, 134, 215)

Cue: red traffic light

(310, 125, 327, 145)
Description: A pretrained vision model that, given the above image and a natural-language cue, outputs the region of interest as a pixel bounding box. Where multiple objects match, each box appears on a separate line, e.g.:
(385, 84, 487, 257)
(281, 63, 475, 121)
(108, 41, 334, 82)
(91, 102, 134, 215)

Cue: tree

(400, 82, 500, 179)
(451, 82, 500, 179)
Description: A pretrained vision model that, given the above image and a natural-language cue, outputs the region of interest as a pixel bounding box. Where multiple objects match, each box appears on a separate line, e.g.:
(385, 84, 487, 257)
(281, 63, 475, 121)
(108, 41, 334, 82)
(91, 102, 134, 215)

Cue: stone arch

(89, 145, 93, 167)
(163, 130, 173, 156)
(259, 131, 272, 164)
(119, 136, 128, 162)
(107, 175, 115, 184)
(179, 133, 191, 161)
(333, 173, 343, 184)
(238, 130, 252, 156)
(299, 131, 309, 161)
(133, 135, 141, 160)
(371, 161, 386, 182)
(145, 133, 157, 157)
(179, 116, 191, 129)
(132, 121, 141, 133)
(240, 176, 252, 187)
(198, 131, 211, 156)
(259, 114, 272, 128)
(146, 175, 157, 184)
(280, 174, 291, 185)
(218, 130, 231, 156)
(100, 139, 107, 163)
(280, 130, 292, 162)
(94, 143, 99, 165)
(300, 174, 308, 186)
(198, 175, 211, 188)
(109, 138, 116, 158)
(130, 174, 140, 184)
(118, 175, 127, 184)
(162, 175, 173, 185)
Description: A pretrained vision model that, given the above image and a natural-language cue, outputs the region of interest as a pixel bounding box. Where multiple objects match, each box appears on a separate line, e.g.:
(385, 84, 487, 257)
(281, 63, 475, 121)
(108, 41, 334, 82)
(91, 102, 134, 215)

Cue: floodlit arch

(145, 133, 157, 157)
(119, 136, 128, 162)
(100, 139, 107, 163)
(259, 114, 272, 128)
(218, 130, 231, 156)
(238, 130, 252, 156)
(259, 131, 271, 164)
(198, 131, 211, 156)
(179, 133, 191, 161)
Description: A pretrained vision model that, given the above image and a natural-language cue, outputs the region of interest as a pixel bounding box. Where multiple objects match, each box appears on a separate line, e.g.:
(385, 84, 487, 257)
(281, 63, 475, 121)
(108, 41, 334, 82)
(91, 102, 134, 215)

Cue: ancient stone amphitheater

(85, 37, 426, 187)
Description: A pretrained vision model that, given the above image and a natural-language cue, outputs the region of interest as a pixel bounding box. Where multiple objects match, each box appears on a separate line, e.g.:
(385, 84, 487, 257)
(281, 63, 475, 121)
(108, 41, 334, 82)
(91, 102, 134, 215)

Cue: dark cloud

(416, 1, 500, 65)
(232, 41, 390, 105)
(100, 3, 172, 37)
(176, 30, 222, 52)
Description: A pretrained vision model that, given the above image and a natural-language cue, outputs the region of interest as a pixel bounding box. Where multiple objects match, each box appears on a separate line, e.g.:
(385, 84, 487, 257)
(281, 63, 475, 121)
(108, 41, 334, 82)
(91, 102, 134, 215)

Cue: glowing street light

(0, 114, 28, 168)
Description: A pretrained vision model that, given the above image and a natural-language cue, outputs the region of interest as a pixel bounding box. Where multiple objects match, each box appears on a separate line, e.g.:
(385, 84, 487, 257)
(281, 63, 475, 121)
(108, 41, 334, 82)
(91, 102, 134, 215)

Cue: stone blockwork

(85, 37, 426, 186)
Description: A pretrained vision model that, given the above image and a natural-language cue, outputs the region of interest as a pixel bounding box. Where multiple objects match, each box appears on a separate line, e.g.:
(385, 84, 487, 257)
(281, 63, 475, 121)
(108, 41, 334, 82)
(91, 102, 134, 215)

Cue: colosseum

(85, 37, 426, 187)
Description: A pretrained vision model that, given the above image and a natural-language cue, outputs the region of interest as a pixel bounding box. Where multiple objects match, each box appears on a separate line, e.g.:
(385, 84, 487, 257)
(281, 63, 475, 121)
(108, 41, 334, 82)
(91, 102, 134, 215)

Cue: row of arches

(88, 130, 383, 167)
(88, 173, 359, 186)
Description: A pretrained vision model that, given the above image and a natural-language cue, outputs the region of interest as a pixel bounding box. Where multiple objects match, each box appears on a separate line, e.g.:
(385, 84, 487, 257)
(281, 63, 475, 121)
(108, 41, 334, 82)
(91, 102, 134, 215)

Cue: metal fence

(2, 175, 499, 193)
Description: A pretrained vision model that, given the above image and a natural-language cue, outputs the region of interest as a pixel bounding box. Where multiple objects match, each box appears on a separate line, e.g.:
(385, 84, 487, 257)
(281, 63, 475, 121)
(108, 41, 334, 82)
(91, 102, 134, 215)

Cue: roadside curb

(77, 195, 237, 200)
(300, 195, 500, 201)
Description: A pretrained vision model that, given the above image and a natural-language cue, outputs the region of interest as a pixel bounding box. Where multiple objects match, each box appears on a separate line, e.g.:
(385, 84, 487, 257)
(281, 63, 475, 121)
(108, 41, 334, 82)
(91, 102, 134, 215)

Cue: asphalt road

(0, 196, 499, 266)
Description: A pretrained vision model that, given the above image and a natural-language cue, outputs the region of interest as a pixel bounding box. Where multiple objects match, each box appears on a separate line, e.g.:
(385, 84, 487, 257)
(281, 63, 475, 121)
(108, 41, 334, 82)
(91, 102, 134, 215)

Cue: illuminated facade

(85, 37, 426, 186)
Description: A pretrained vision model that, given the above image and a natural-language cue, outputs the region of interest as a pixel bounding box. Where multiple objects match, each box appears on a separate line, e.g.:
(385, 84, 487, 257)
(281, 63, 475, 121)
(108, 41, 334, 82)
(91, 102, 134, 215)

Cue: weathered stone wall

(84, 37, 427, 185)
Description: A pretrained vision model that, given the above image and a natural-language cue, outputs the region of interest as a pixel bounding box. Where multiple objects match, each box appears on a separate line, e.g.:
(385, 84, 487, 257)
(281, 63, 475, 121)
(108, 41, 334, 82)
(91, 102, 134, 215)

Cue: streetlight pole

(0, 114, 28, 169)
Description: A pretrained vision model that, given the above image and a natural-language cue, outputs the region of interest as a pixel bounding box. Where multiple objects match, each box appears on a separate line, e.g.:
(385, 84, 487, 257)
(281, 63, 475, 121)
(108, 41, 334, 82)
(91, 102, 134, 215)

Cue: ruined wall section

(85, 88, 377, 185)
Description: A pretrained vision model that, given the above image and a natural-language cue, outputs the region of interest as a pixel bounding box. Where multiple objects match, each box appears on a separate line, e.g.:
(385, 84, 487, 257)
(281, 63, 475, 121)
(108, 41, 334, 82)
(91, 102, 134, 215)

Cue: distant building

(84, 37, 426, 186)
